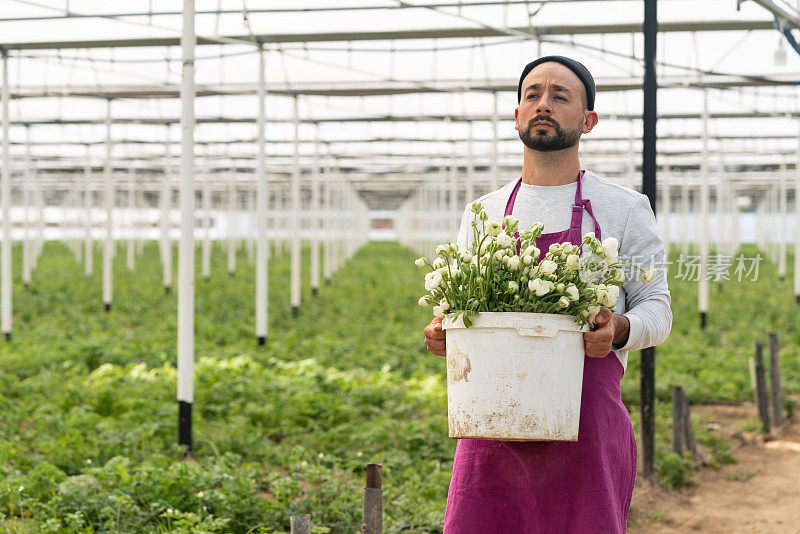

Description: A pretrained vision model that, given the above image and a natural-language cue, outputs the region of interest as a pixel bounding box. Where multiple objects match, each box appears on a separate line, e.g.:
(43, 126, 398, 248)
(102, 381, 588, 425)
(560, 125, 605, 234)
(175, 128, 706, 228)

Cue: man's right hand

(424, 316, 447, 357)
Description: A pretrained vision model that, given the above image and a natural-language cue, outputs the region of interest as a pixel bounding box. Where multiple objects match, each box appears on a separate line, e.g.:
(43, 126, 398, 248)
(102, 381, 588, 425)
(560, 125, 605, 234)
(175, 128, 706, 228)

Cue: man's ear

(582, 111, 598, 134)
(514, 107, 520, 131)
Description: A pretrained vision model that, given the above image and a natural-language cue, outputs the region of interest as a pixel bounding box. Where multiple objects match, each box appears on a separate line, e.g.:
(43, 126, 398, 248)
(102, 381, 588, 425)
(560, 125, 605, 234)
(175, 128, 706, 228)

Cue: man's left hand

(583, 308, 628, 358)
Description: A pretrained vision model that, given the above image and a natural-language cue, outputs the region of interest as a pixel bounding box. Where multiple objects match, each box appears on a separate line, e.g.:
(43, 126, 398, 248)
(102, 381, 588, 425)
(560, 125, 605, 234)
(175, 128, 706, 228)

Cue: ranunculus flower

(539, 259, 557, 275)
(424, 271, 442, 291)
(507, 256, 521, 271)
(522, 254, 534, 266)
(558, 296, 570, 308)
(432, 257, 446, 269)
(641, 267, 654, 283)
(602, 237, 619, 263)
(432, 305, 445, 318)
(415, 257, 426, 267)
(566, 284, 580, 301)
(485, 221, 502, 237)
(587, 305, 601, 323)
(496, 233, 513, 248)
(507, 281, 519, 293)
(528, 278, 551, 296)
(460, 251, 472, 263)
(565, 254, 579, 270)
(440, 298, 451, 311)
(418, 296, 430, 307)
(435, 244, 449, 257)
(502, 215, 519, 228)
(604, 285, 620, 306)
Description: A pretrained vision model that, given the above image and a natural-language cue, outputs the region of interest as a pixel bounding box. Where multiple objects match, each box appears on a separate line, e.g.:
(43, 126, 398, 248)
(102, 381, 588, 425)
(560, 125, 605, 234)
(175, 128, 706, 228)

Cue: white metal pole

(310, 125, 321, 296)
(102, 99, 114, 311)
(290, 95, 301, 316)
(795, 121, 800, 303)
(127, 168, 135, 272)
(84, 144, 93, 277)
(698, 88, 709, 329)
(466, 121, 475, 203)
(662, 171, 671, 263)
(779, 166, 787, 280)
(161, 136, 172, 292)
(450, 141, 458, 237)
(1, 52, 11, 340)
(177, 0, 196, 450)
(680, 180, 689, 257)
(227, 172, 236, 275)
(323, 161, 332, 284)
(72, 160, 82, 264)
(22, 127, 31, 285)
(201, 161, 211, 281)
(255, 45, 268, 345)
(491, 92, 499, 192)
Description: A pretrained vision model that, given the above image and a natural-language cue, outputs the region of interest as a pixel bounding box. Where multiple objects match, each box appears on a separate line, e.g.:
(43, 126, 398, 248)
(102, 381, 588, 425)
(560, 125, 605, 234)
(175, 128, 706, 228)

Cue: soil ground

(628, 403, 800, 533)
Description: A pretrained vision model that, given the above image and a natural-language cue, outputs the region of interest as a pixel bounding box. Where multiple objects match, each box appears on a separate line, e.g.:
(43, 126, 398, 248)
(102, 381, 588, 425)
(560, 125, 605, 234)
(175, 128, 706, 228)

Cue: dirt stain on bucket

(447, 348, 472, 385)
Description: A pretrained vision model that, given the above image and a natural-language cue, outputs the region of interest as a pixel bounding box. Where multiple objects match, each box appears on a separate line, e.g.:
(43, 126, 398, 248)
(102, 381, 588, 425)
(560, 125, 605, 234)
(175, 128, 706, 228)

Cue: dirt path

(628, 404, 800, 533)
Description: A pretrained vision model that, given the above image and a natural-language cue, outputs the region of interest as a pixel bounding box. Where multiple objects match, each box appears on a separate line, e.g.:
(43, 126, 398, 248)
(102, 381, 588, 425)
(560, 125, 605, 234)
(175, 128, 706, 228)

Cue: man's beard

(518, 114, 583, 152)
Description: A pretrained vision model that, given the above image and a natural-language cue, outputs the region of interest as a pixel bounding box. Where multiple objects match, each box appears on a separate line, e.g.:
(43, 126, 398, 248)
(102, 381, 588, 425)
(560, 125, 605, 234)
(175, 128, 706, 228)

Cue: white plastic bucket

(443, 312, 590, 442)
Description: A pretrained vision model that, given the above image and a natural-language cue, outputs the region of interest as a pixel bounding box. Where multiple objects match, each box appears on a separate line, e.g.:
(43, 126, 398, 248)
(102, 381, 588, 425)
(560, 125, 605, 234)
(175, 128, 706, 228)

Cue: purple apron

(443, 171, 637, 534)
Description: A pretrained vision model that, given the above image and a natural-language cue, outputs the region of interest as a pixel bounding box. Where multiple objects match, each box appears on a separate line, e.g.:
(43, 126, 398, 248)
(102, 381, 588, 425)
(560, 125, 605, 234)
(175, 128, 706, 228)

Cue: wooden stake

(290, 515, 311, 534)
(769, 332, 783, 426)
(748, 356, 758, 405)
(362, 463, 383, 534)
(671, 385, 685, 454)
(755, 342, 771, 434)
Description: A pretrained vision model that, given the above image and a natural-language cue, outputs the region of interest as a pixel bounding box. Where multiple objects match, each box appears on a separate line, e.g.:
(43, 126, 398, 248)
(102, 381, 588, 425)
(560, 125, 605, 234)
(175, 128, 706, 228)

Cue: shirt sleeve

(611, 193, 673, 352)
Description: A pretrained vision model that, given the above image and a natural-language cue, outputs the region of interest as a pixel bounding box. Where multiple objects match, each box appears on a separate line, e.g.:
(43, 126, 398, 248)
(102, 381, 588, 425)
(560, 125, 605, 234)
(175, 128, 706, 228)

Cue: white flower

(641, 267, 655, 283)
(448, 242, 458, 253)
(418, 296, 430, 307)
(558, 296, 570, 308)
(522, 255, 533, 266)
(432, 257, 446, 269)
(549, 243, 561, 254)
(432, 305, 445, 318)
(614, 268, 626, 283)
(479, 238, 493, 255)
(565, 254, 579, 270)
(496, 233, 513, 248)
(507, 281, 519, 293)
(197, 491, 205, 498)
(531, 222, 544, 234)
(424, 271, 442, 291)
(556, 283, 565, 292)
(507, 256, 521, 271)
(602, 237, 619, 262)
(587, 305, 601, 323)
(415, 257, 426, 267)
(460, 251, 472, 263)
(471, 201, 483, 214)
(485, 221, 502, 237)
(566, 284, 580, 301)
(582, 232, 596, 243)
(493, 250, 504, 262)
(528, 278, 551, 297)
(502, 215, 519, 228)
(539, 259, 558, 275)
(604, 285, 620, 306)
(17, 485, 23, 492)
(562, 243, 575, 254)
(440, 299, 451, 311)
(435, 244, 449, 257)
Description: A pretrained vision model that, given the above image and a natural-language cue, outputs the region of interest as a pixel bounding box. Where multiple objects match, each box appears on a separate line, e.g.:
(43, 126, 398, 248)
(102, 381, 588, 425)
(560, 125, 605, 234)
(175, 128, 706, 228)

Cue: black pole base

(312, 287, 318, 296)
(202, 276, 210, 282)
(228, 271, 235, 277)
(257, 336, 266, 346)
(292, 306, 299, 318)
(796, 295, 800, 304)
(164, 286, 171, 295)
(700, 311, 707, 329)
(325, 278, 331, 286)
(3, 332, 10, 341)
(178, 400, 192, 452)
(104, 303, 111, 312)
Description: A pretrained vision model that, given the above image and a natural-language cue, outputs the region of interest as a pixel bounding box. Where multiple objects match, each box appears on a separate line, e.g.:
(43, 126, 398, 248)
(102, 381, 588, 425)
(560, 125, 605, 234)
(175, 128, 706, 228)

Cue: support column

(22, 127, 31, 285)
(779, 166, 787, 280)
(102, 99, 114, 312)
(255, 45, 268, 345)
(177, 0, 196, 452)
(201, 162, 211, 281)
(84, 144, 94, 277)
(466, 121, 475, 203)
(1, 51, 11, 340)
(310, 125, 321, 296)
(698, 88, 709, 329)
(227, 172, 236, 276)
(127, 168, 136, 272)
(290, 95, 301, 317)
(161, 135, 172, 292)
(491, 92, 499, 192)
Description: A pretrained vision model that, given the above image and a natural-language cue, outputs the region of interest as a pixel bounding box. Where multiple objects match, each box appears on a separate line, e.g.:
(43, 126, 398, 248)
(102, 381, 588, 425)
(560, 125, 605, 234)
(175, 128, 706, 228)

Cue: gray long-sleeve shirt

(455, 170, 673, 371)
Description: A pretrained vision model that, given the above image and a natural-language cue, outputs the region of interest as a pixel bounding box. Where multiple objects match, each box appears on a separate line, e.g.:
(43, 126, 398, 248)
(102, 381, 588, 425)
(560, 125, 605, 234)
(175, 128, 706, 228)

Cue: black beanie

(517, 55, 595, 111)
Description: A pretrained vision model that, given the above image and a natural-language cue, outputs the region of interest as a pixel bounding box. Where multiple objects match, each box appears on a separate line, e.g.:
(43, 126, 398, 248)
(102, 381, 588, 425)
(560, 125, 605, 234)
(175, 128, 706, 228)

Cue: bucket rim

(443, 311, 590, 333)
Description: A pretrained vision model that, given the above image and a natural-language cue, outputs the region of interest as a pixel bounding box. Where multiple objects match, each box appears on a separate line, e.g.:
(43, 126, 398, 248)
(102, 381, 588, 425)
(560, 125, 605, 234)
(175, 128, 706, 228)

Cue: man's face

(515, 62, 596, 152)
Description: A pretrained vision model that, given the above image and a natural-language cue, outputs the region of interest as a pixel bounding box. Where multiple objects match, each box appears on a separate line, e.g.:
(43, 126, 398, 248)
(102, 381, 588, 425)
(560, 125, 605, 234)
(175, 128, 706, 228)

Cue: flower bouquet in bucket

(416, 202, 653, 441)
